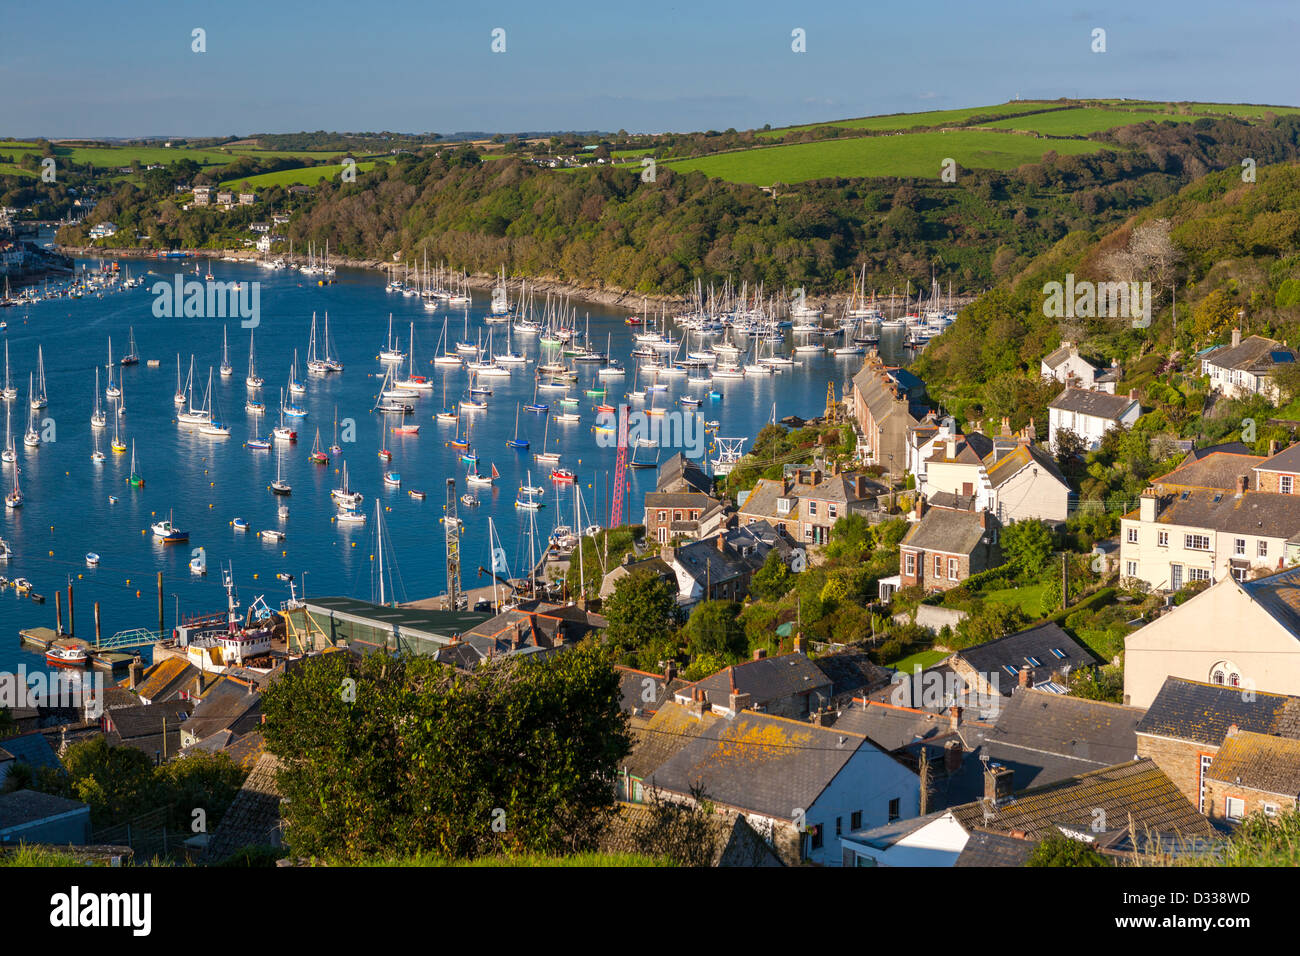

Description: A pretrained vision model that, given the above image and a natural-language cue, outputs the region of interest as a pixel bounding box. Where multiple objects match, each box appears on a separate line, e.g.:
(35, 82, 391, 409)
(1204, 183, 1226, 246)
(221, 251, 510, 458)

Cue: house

(597, 801, 785, 866)
(1040, 342, 1120, 393)
(192, 186, 212, 206)
(201, 753, 284, 863)
(919, 423, 1070, 525)
(624, 700, 921, 866)
(102, 700, 196, 761)
(738, 466, 887, 545)
(605, 528, 779, 608)
(1149, 450, 1267, 493)
(672, 651, 834, 719)
(1203, 728, 1300, 824)
(1124, 566, 1300, 707)
(898, 497, 1001, 592)
(851, 353, 928, 475)
(1252, 441, 1300, 494)
(177, 676, 262, 749)
(1118, 485, 1300, 592)
(271, 213, 291, 225)
(238, 192, 256, 205)
(840, 757, 1213, 866)
(644, 453, 727, 543)
(130, 656, 201, 705)
(1047, 387, 1141, 453)
(0, 731, 62, 788)
(0, 790, 91, 846)
(1134, 676, 1300, 810)
(947, 622, 1100, 698)
(436, 602, 602, 669)
(1201, 329, 1297, 402)
(616, 665, 687, 721)
(88, 222, 117, 240)
(216, 191, 234, 207)
(248, 221, 270, 234)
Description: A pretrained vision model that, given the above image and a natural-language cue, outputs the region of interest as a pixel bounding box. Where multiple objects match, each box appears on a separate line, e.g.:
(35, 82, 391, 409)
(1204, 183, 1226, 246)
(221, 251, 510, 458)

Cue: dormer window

(777, 498, 791, 515)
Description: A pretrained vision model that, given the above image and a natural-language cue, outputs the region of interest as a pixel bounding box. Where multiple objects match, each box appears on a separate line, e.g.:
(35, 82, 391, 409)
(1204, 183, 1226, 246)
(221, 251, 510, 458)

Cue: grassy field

(983, 583, 1047, 617)
(0, 142, 362, 171)
(984, 107, 1202, 136)
(662, 130, 1106, 185)
(756, 101, 1059, 139)
(886, 648, 948, 672)
(219, 162, 377, 189)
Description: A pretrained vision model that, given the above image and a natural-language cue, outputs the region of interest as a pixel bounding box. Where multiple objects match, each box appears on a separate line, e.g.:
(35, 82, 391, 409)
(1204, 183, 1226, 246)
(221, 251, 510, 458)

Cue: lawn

(219, 162, 377, 190)
(662, 129, 1107, 185)
(983, 583, 1047, 617)
(886, 648, 948, 673)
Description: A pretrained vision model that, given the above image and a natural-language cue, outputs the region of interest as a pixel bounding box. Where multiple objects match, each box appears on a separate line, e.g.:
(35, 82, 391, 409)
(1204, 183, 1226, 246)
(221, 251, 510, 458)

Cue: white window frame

(1225, 796, 1245, 822)
(947, 557, 959, 581)
(1282, 475, 1294, 495)
(1127, 527, 1139, 544)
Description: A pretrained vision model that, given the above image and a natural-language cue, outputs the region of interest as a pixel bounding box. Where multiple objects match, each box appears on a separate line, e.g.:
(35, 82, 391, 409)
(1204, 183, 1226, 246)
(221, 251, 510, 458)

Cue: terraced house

(918, 423, 1070, 525)
(898, 497, 1002, 592)
(851, 353, 928, 478)
(738, 465, 887, 544)
(1200, 329, 1298, 402)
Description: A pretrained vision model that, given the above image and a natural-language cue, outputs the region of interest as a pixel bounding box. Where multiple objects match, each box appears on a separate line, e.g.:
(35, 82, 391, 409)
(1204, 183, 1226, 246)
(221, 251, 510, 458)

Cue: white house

(1041, 342, 1119, 394)
(1201, 329, 1298, 403)
(88, 222, 117, 240)
(840, 810, 972, 867)
(1047, 387, 1141, 453)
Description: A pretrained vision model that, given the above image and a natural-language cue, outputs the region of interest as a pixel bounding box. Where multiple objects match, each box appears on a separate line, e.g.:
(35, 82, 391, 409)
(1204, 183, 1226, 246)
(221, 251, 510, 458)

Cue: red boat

(550, 469, 575, 484)
(46, 642, 88, 668)
(393, 424, 420, 435)
(595, 403, 615, 414)
(625, 317, 642, 326)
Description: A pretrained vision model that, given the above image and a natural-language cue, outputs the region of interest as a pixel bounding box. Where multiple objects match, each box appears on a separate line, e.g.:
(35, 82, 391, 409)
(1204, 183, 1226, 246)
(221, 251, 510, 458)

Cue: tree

(1026, 833, 1112, 867)
(260, 645, 630, 861)
(603, 570, 680, 664)
(630, 785, 722, 866)
(1053, 427, 1086, 469)
(1002, 519, 1055, 576)
(749, 549, 793, 602)
(683, 601, 746, 661)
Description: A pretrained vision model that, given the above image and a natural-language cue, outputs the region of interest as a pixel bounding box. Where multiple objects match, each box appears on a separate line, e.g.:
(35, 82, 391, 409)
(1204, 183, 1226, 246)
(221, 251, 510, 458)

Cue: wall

(1135, 732, 1216, 811)
(804, 742, 922, 866)
(1203, 779, 1296, 824)
(994, 463, 1069, 524)
(1119, 514, 1288, 592)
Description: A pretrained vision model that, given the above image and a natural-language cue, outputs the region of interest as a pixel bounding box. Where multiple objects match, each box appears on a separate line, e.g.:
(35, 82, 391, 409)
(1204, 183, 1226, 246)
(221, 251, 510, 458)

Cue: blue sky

(2, 0, 1297, 137)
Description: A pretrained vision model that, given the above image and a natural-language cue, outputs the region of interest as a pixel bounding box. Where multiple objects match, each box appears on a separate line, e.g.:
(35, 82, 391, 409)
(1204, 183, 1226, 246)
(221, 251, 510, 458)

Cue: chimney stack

(715, 533, 727, 553)
(129, 655, 144, 691)
(1269, 439, 1280, 457)
(948, 704, 961, 731)
(914, 494, 925, 521)
(664, 661, 677, 682)
(947, 437, 957, 459)
(793, 632, 806, 654)
(1232, 327, 1241, 348)
(1018, 665, 1033, 690)
(985, 764, 1014, 805)
(753, 648, 767, 661)
(1236, 474, 1248, 497)
(944, 739, 963, 774)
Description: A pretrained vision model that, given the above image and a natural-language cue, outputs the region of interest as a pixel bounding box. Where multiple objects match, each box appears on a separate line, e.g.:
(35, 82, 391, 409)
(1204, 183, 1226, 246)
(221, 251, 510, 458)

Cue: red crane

(609, 403, 629, 528)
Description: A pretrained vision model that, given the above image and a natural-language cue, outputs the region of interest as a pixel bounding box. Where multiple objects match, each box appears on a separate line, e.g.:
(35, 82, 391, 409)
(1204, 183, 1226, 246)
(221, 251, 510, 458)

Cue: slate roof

(643, 703, 888, 821)
(977, 690, 1142, 768)
(1184, 441, 1253, 463)
(1141, 487, 1300, 539)
(0, 731, 61, 773)
(672, 537, 763, 586)
(848, 808, 949, 847)
(1255, 442, 1300, 475)
(657, 452, 712, 495)
(616, 666, 687, 718)
(949, 758, 1213, 841)
(623, 702, 720, 781)
(1136, 677, 1300, 747)
(104, 701, 195, 758)
(901, 506, 992, 556)
(181, 677, 262, 741)
(925, 433, 993, 466)
(1048, 387, 1139, 420)
(0, 789, 89, 830)
(202, 753, 284, 862)
(134, 657, 199, 703)
(1241, 564, 1300, 635)
(953, 829, 1036, 867)
(983, 442, 1069, 490)
(1042, 344, 1084, 371)
(682, 652, 832, 708)
(811, 651, 891, 701)
(1203, 334, 1297, 373)
(1206, 730, 1300, 796)
(954, 623, 1097, 693)
(829, 700, 954, 751)
(1152, 452, 1266, 491)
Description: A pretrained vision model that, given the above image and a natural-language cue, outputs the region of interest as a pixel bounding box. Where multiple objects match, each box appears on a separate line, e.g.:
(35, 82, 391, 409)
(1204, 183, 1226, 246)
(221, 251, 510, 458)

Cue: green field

(219, 162, 377, 189)
(0, 142, 363, 172)
(885, 649, 948, 673)
(984, 107, 1202, 136)
(662, 130, 1106, 185)
(756, 102, 1062, 139)
(983, 583, 1047, 617)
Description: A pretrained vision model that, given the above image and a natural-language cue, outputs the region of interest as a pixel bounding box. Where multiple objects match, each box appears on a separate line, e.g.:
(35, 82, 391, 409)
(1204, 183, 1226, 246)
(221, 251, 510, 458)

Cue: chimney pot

(1018, 665, 1032, 689)
(986, 764, 1014, 804)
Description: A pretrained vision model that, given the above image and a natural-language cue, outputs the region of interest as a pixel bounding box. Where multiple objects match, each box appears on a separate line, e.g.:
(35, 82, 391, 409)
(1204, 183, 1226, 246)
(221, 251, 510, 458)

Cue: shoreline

(55, 244, 981, 313)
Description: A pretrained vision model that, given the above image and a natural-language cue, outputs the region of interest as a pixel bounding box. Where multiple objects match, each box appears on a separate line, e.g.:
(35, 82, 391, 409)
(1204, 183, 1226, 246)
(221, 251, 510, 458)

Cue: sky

(2, 0, 1298, 138)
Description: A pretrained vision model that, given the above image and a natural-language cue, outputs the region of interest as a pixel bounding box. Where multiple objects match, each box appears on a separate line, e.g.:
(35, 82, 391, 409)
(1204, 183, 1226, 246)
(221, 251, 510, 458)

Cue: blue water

(1, 254, 913, 676)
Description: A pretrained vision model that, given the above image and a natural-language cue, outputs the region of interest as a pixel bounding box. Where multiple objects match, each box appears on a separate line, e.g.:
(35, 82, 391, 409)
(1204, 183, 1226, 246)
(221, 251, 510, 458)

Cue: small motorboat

(335, 509, 366, 524)
(85, 552, 100, 567)
(46, 642, 88, 669)
(233, 517, 249, 532)
(409, 489, 426, 500)
(550, 469, 575, 484)
(151, 517, 189, 544)
(384, 471, 401, 487)
(460, 493, 479, 508)
(260, 529, 285, 542)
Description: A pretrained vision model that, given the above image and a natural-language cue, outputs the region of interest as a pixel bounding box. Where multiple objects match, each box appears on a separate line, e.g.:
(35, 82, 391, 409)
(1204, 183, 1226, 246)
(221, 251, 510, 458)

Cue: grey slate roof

(977, 690, 1143, 768)
(901, 506, 992, 556)
(202, 753, 284, 862)
(1205, 730, 1300, 796)
(1255, 441, 1300, 475)
(657, 453, 713, 495)
(954, 622, 1099, 693)
(1136, 676, 1300, 746)
(829, 701, 954, 751)
(1153, 452, 1266, 490)
(812, 652, 891, 701)
(616, 667, 687, 717)
(1204, 334, 1296, 373)
(0, 731, 61, 773)
(1048, 387, 1139, 420)
(1144, 488, 1300, 540)
(1241, 564, 1300, 636)
(682, 652, 832, 708)
(0, 789, 88, 829)
(953, 829, 1036, 867)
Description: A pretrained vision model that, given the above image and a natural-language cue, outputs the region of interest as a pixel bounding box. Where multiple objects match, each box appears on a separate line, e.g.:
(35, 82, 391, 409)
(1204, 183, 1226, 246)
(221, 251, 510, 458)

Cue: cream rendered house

(1047, 387, 1141, 453)
(920, 431, 1070, 525)
(1119, 485, 1300, 591)
(1124, 566, 1300, 708)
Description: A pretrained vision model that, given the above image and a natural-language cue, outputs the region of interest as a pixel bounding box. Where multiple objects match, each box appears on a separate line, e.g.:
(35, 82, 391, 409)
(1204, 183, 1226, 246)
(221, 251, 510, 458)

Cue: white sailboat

(23, 374, 40, 447)
(395, 322, 433, 391)
(31, 345, 48, 409)
(104, 339, 119, 400)
(246, 329, 264, 389)
(332, 459, 363, 507)
(1, 341, 15, 401)
(177, 357, 211, 424)
(220, 326, 234, 377)
(289, 349, 306, 395)
(173, 354, 187, 406)
(379, 314, 405, 364)
(90, 368, 106, 429)
(1, 404, 14, 463)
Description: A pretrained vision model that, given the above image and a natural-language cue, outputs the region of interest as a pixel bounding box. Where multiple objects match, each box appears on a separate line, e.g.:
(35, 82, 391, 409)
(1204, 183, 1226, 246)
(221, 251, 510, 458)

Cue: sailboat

(120, 327, 139, 365)
(31, 346, 48, 409)
(322, 313, 343, 372)
(533, 415, 560, 465)
(177, 358, 211, 425)
(309, 428, 329, 464)
(90, 426, 105, 464)
(246, 329, 264, 389)
(306, 313, 329, 374)
(433, 315, 461, 366)
(506, 404, 529, 448)
(329, 407, 342, 454)
(282, 365, 308, 417)
(23, 375, 40, 447)
(525, 377, 549, 413)
(271, 446, 291, 495)
(220, 327, 234, 378)
(127, 440, 144, 486)
(4, 458, 21, 509)
(110, 395, 126, 454)
(288, 349, 306, 395)
(2, 404, 15, 463)
(173, 354, 187, 405)
(515, 472, 544, 510)
(273, 388, 297, 442)
(1, 340, 15, 400)
(199, 369, 231, 436)
(466, 462, 498, 487)
(379, 314, 405, 363)
(435, 377, 457, 423)
(332, 459, 363, 507)
(90, 368, 107, 429)
(395, 322, 432, 390)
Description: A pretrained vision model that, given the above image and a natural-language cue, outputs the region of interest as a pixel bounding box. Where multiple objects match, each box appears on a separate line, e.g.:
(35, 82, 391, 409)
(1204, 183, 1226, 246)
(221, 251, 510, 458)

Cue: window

(1233, 566, 1248, 582)
(948, 558, 959, 580)
(810, 824, 824, 850)
(934, 554, 943, 578)
(1127, 527, 1139, 544)
(828, 504, 837, 519)
(777, 498, 791, 515)
(657, 527, 667, 543)
(1024, 656, 1041, 667)
(808, 501, 818, 516)
(1158, 531, 1168, 547)
(657, 510, 667, 522)
(1049, 648, 1067, 660)
(1199, 754, 1213, 813)
(674, 510, 682, 522)
(1002, 665, 1019, 678)
(1210, 660, 1242, 687)
(1225, 797, 1245, 822)
(1264, 803, 1279, 817)
(1259, 540, 1269, 558)
(1235, 538, 1246, 556)
(1189, 567, 1211, 582)
(888, 798, 901, 822)
(851, 811, 862, 830)
(905, 552, 916, 576)
(1185, 534, 1211, 551)
(835, 817, 842, 837)
(1126, 561, 1138, 577)
(1283, 475, 1294, 495)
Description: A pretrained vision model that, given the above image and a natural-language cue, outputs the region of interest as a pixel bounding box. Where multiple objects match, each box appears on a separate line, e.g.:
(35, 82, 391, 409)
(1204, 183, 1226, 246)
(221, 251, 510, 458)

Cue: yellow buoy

(48, 550, 53, 556)
(136, 590, 141, 597)
(253, 573, 258, 579)
(351, 542, 356, 547)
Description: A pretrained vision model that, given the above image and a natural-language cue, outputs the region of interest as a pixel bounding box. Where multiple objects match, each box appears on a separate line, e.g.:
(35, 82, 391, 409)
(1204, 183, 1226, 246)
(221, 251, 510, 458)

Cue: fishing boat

(308, 429, 329, 464)
(246, 329, 264, 389)
(127, 440, 144, 486)
(271, 447, 291, 495)
(120, 327, 139, 365)
(384, 471, 401, 488)
(460, 492, 479, 508)
(332, 460, 363, 507)
(45, 642, 87, 668)
(151, 513, 189, 543)
(335, 508, 366, 524)
(220, 327, 234, 377)
(409, 489, 426, 500)
(506, 404, 529, 449)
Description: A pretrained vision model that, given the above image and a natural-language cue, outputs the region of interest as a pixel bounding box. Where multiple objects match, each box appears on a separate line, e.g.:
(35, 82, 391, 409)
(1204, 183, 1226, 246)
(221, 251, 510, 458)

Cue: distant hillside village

(9, 317, 1300, 869)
